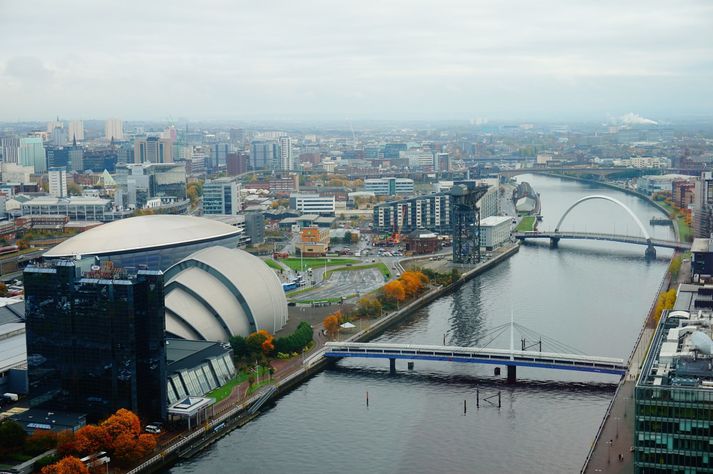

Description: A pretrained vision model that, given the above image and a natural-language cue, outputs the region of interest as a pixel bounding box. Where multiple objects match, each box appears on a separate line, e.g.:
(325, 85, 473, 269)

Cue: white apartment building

(48, 167, 68, 198)
(104, 118, 124, 140)
(289, 193, 335, 215)
(479, 216, 511, 249)
(364, 177, 414, 196)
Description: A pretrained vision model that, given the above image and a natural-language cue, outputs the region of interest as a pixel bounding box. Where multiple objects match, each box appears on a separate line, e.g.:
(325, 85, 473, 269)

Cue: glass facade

(24, 262, 167, 421)
(635, 312, 713, 473)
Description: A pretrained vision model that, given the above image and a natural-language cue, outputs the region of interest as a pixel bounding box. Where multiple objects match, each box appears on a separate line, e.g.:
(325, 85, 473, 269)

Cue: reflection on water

(168, 175, 672, 474)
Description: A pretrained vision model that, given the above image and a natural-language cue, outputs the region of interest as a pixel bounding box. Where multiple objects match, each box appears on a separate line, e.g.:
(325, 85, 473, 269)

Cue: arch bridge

(514, 195, 690, 257)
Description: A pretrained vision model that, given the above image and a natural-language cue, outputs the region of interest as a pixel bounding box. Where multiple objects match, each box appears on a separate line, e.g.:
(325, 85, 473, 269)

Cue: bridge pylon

(645, 243, 656, 259)
(507, 365, 517, 384)
(549, 236, 560, 248)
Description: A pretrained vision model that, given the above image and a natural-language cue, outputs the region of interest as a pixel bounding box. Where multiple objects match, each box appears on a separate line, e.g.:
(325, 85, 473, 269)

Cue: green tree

(0, 419, 27, 458)
(67, 182, 83, 196)
(229, 335, 249, 358)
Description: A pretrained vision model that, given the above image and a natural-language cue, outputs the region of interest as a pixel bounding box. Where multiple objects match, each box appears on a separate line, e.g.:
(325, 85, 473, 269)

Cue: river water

(168, 175, 674, 474)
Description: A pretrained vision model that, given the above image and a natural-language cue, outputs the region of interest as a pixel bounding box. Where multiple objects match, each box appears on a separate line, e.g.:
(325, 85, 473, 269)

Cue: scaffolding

(450, 182, 489, 264)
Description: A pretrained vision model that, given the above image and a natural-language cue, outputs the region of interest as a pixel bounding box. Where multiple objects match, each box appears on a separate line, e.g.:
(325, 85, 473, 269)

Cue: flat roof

(0, 323, 26, 373)
(691, 238, 712, 253)
(166, 338, 230, 373)
(480, 216, 512, 226)
(44, 215, 242, 258)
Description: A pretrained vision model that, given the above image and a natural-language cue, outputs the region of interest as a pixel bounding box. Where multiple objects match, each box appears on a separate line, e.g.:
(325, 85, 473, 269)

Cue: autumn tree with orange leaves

(71, 425, 111, 456)
(40, 456, 89, 474)
(323, 311, 342, 338)
(383, 280, 406, 307)
(246, 329, 275, 355)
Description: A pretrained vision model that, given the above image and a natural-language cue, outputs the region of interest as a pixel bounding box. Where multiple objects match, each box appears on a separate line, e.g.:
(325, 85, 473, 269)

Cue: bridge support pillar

(645, 245, 656, 259)
(549, 237, 559, 249)
(506, 365, 516, 384)
(389, 358, 396, 374)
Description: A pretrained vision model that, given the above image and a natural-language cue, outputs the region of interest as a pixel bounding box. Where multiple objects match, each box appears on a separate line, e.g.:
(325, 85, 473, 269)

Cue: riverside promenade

(582, 258, 688, 473)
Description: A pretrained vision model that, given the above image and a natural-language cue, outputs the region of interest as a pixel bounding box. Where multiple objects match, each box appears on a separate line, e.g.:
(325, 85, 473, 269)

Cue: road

(293, 267, 386, 302)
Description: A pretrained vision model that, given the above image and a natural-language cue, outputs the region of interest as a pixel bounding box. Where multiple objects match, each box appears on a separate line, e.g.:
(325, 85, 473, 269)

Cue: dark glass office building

(635, 283, 713, 473)
(24, 261, 167, 421)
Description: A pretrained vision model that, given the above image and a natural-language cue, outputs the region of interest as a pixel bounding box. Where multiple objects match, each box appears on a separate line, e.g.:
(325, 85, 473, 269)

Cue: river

(167, 175, 674, 474)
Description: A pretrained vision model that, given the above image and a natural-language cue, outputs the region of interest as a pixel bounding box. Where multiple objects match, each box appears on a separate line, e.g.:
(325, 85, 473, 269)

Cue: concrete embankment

(134, 244, 520, 473)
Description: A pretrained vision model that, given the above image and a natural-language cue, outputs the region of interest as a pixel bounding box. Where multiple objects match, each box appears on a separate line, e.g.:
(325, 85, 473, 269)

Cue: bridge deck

(324, 342, 626, 375)
(514, 231, 690, 250)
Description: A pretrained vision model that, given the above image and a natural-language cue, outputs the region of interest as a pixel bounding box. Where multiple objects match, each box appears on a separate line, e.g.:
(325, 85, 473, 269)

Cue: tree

(356, 297, 382, 318)
(383, 280, 406, 306)
(0, 282, 8, 297)
(17, 239, 30, 250)
(72, 425, 110, 456)
(323, 311, 342, 337)
(229, 335, 249, 358)
(0, 419, 27, 457)
(246, 330, 274, 356)
(24, 430, 59, 456)
(101, 408, 140, 440)
(67, 183, 83, 196)
(40, 456, 89, 474)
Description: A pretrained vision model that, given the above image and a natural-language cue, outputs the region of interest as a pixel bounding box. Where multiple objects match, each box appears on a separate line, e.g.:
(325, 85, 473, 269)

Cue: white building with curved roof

(43, 215, 243, 271)
(163, 246, 288, 342)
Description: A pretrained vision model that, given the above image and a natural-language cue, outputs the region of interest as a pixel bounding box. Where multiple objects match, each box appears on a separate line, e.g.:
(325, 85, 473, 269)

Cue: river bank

(133, 244, 521, 473)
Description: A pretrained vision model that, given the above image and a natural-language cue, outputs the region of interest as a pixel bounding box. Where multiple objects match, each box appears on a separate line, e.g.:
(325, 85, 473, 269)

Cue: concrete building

(245, 212, 265, 245)
(19, 137, 46, 173)
(114, 162, 186, 209)
(279, 136, 293, 170)
(104, 118, 124, 140)
(637, 174, 691, 195)
(400, 149, 435, 170)
(693, 172, 713, 238)
(48, 167, 68, 198)
(635, 285, 713, 472)
(134, 136, 173, 164)
(479, 216, 511, 249)
(0, 299, 27, 396)
(203, 177, 241, 215)
(289, 193, 335, 215)
(210, 143, 230, 171)
(226, 152, 249, 175)
(364, 177, 414, 196)
(1, 135, 19, 163)
(250, 140, 280, 170)
(373, 193, 451, 234)
(21, 196, 116, 221)
(296, 226, 329, 256)
(67, 120, 84, 141)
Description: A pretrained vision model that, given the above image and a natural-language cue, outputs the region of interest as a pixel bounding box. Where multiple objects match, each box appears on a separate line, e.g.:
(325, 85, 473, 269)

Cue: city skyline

(1, 0, 712, 122)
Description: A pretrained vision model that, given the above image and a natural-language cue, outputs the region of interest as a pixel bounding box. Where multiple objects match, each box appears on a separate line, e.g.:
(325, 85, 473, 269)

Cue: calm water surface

(169, 175, 673, 474)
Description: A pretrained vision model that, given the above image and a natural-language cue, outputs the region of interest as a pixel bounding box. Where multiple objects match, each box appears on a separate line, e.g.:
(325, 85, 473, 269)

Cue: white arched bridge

(513, 195, 690, 257)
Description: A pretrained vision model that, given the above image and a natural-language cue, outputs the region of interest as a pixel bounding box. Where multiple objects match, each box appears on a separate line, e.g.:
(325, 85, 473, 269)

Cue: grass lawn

(515, 216, 536, 232)
(656, 201, 692, 242)
(263, 258, 283, 271)
(206, 366, 270, 402)
(324, 262, 390, 279)
(280, 257, 359, 271)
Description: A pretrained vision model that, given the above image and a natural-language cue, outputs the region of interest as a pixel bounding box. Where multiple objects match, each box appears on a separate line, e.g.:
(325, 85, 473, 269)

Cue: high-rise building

(229, 128, 245, 146)
(244, 212, 265, 245)
(46, 119, 63, 134)
(226, 152, 249, 175)
(48, 167, 68, 198)
(1, 135, 20, 163)
(693, 172, 713, 238)
(104, 118, 124, 140)
(635, 285, 713, 472)
(46, 147, 70, 168)
(134, 136, 173, 164)
(67, 120, 84, 142)
(19, 137, 46, 173)
(50, 125, 65, 147)
(25, 261, 167, 421)
(210, 143, 230, 171)
(279, 136, 293, 171)
(364, 177, 414, 196)
(202, 177, 241, 215)
(250, 140, 280, 170)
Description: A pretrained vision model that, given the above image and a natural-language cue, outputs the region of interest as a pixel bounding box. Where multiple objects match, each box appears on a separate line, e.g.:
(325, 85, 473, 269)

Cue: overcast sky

(1, 0, 712, 122)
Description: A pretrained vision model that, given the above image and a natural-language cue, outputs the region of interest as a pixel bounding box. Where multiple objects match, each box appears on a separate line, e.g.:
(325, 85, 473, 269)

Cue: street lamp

(607, 439, 613, 464)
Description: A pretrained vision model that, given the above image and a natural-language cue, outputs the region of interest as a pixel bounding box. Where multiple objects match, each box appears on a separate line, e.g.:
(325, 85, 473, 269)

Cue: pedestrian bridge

(324, 342, 626, 382)
(513, 231, 690, 251)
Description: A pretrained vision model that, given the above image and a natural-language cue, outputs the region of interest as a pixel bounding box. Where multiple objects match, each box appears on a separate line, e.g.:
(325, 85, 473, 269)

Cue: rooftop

(166, 338, 231, 373)
(44, 215, 242, 258)
(480, 216, 513, 226)
(640, 284, 713, 390)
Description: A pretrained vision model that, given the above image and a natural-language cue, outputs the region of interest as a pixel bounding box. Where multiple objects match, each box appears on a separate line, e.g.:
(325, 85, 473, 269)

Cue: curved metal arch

(555, 195, 650, 241)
